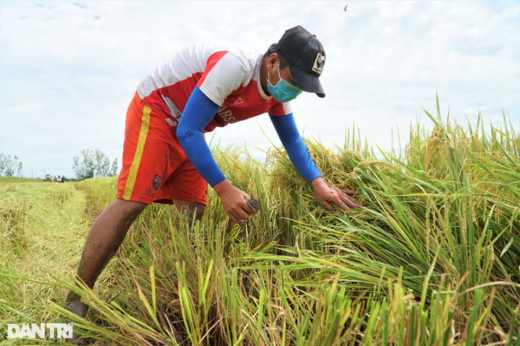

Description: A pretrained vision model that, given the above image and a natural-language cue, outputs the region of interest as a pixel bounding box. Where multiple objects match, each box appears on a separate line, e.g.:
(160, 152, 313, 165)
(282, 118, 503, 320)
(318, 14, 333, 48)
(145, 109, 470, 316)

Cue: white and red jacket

(136, 40, 292, 133)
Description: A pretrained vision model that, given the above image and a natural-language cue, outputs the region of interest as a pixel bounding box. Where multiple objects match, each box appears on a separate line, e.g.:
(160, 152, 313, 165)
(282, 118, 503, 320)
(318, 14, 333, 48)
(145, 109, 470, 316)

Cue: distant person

(64, 25, 360, 344)
(61, 176, 65, 183)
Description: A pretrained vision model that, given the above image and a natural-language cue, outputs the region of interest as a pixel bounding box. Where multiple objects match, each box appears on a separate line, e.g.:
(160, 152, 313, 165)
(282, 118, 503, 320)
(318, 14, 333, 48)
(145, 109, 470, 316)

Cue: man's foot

(63, 291, 89, 345)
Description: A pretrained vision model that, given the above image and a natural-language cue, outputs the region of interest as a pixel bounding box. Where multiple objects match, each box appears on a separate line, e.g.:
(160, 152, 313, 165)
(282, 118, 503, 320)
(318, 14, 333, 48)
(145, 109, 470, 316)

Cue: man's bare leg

(65, 199, 204, 344)
(67, 199, 147, 300)
(64, 199, 147, 344)
(172, 199, 206, 224)
(67, 199, 203, 302)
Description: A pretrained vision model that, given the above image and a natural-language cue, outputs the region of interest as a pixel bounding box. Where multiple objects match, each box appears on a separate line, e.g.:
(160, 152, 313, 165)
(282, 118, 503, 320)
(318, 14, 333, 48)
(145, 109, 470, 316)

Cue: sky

(0, 0, 518, 179)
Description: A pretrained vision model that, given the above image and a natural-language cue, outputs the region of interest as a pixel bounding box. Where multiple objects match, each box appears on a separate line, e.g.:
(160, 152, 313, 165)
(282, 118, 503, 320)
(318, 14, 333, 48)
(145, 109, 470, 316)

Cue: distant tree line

(73, 149, 118, 180)
(0, 154, 23, 177)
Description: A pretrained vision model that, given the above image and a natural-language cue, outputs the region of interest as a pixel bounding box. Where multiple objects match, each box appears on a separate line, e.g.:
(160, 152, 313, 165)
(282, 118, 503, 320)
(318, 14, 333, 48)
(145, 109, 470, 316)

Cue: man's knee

(194, 205, 205, 221)
(113, 199, 148, 222)
(172, 200, 205, 221)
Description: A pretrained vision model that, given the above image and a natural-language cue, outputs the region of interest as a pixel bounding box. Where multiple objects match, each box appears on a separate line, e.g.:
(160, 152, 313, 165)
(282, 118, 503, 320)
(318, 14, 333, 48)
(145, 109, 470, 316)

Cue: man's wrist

(213, 179, 231, 196)
(311, 176, 326, 189)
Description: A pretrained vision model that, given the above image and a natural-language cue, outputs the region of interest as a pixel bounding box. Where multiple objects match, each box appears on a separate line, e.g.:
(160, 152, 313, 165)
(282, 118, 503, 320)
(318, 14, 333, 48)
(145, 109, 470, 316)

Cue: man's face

(267, 53, 298, 88)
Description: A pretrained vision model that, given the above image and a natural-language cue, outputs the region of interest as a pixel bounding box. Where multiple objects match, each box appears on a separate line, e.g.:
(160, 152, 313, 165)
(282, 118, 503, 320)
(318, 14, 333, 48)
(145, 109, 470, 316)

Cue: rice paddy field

(1, 97, 519, 345)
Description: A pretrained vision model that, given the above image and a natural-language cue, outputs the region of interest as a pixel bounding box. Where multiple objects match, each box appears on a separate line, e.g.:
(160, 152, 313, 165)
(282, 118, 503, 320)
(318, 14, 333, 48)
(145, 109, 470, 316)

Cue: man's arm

(176, 86, 225, 187)
(176, 86, 255, 222)
(269, 113, 360, 211)
(269, 113, 322, 183)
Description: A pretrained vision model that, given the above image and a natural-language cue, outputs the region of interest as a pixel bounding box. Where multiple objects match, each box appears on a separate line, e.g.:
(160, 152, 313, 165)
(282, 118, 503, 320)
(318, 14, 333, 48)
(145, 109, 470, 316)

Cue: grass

(0, 177, 43, 184)
(0, 94, 519, 345)
(0, 179, 92, 345)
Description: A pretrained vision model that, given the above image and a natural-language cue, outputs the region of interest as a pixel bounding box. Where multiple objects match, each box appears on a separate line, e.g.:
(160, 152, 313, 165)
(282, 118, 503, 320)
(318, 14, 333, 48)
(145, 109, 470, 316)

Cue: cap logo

(312, 53, 325, 74)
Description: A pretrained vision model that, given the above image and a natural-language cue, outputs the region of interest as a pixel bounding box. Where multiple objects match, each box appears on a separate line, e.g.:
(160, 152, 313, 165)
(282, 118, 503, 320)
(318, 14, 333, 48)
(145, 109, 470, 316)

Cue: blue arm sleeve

(176, 86, 226, 187)
(269, 113, 323, 184)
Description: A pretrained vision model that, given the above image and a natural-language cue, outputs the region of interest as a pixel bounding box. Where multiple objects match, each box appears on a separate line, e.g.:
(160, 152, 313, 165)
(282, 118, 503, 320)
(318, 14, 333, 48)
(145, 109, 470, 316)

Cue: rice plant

(1, 94, 518, 345)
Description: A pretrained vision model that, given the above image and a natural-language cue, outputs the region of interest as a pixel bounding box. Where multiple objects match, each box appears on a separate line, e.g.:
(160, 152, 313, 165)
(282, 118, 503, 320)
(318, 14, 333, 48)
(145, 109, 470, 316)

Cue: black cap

(276, 25, 326, 98)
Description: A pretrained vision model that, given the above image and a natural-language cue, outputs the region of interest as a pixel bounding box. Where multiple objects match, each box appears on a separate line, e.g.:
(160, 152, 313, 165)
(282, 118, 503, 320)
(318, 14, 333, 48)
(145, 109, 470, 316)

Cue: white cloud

(0, 0, 518, 178)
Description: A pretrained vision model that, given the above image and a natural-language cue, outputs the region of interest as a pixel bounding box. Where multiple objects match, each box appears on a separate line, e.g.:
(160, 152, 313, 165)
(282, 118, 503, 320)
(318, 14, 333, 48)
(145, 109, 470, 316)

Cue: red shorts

(117, 92, 207, 205)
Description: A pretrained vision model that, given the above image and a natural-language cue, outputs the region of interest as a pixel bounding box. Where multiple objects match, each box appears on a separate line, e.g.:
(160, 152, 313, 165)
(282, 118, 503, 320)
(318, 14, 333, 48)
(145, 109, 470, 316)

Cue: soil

(246, 198, 260, 212)
(240, 198, 260, 229)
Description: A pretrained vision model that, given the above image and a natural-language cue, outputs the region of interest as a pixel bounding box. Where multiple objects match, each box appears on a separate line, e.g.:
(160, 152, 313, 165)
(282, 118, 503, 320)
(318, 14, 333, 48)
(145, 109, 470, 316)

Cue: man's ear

(268, 53, 278, 68)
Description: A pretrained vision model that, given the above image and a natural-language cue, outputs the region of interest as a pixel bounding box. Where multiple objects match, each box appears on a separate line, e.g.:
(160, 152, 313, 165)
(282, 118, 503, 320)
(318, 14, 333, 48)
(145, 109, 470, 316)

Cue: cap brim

(289, 63, 326, 98)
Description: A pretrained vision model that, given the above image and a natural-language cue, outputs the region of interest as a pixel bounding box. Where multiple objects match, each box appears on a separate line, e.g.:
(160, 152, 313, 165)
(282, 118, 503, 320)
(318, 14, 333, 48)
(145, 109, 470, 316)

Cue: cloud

(0, 1, 518, 179)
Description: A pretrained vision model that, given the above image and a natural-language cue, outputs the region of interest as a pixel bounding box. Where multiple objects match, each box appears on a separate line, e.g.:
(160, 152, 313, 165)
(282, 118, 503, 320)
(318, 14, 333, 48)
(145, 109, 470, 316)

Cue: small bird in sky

(344, 5, 347, 11)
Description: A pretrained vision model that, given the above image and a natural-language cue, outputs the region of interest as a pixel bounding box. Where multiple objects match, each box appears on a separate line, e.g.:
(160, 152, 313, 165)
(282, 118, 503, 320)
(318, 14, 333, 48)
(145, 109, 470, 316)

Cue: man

(64, 25, 360, 343)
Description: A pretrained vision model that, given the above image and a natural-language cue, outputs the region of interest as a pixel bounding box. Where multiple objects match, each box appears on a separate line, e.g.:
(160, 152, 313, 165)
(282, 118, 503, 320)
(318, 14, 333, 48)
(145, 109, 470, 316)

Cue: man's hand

(213, 180, 256, 223)
(311, 177, 360, 211)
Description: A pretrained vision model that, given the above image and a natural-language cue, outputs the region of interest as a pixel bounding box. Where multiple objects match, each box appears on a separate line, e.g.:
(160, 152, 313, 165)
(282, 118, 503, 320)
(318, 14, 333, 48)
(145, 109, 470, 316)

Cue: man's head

(263, 43, 302, 102)
(265, 25, 326, 99)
